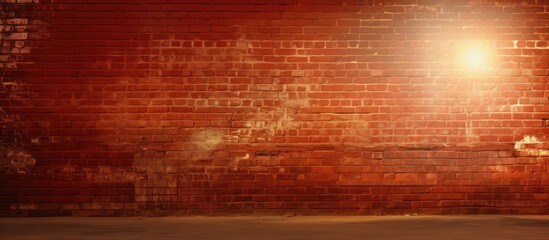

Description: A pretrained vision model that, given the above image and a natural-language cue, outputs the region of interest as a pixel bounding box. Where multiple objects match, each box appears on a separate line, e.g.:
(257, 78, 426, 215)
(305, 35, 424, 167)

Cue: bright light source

(464, 47, 487, 69)
(465, 49, 485, 66)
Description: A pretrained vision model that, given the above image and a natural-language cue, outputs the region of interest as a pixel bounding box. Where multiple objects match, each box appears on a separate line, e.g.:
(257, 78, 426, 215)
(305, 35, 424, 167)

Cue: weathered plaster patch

(0, 145, 35, 174)
(190, 129, 225, 151)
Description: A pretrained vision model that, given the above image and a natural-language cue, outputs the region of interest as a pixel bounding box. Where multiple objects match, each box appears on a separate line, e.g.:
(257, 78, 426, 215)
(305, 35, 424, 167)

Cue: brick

(6, 32, 27, 40)
(1, 0, 549, 217)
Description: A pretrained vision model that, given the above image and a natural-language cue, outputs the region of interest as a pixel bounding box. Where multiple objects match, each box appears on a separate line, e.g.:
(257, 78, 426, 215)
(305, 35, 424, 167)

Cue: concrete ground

(1, 215, 548, 240)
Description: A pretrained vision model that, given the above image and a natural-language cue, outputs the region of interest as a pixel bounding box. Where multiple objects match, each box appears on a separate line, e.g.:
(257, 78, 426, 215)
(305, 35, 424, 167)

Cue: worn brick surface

(1, 0, 548, 216)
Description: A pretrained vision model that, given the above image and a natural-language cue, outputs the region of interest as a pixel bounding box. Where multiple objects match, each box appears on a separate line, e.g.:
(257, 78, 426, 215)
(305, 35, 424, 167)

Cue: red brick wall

(1, 0, 548, 216)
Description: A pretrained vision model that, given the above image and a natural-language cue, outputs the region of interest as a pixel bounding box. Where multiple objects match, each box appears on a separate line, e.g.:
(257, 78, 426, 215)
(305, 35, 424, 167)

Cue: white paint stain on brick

(514, 135, 540, 150)
(514, 135, 549, 156)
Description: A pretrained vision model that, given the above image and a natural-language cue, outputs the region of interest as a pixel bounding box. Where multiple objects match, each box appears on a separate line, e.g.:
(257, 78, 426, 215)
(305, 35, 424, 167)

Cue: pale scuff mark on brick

(246, 85, 310, 143)
(275, 93, 309, 129)
(465, 120, 479, 143)
(233, 152, 250, 170)
(190, 129, 225, 151)
(0, 145, 36, 174)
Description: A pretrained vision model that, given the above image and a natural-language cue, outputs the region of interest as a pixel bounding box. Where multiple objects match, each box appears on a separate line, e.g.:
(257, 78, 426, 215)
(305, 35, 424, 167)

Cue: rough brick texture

(1, 0, 548, 216)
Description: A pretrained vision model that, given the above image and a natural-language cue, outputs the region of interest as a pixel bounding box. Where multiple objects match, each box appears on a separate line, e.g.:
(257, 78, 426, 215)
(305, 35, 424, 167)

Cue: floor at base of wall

(1, 215, 548, 240)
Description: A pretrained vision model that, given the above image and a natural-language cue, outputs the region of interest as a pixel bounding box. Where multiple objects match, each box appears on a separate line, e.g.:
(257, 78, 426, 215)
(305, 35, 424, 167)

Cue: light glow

(464, 47, 487, 69)
(466, 49, 486, 67)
